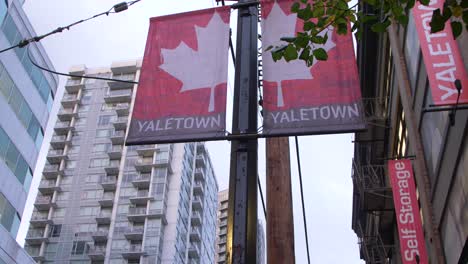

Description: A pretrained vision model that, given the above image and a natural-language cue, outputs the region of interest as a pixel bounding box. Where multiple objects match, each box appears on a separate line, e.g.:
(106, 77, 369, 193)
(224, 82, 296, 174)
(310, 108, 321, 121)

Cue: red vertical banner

(412, 1, 468, 105)
(260, 0, 365, 136)
(388, 160, 428, 263)
(127, 6, 230, 144)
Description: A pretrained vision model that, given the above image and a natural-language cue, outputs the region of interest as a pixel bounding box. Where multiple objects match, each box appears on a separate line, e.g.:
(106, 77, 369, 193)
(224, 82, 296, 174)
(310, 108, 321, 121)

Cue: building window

(49, 224, 62, 237)
(93, 143, 111, 153)
(89, 158, 109, 168)
(0, 127, 33, 188)
(71, 241, 88, 255)
(97, 115, 113, 126)
(0, 193, 21, 237)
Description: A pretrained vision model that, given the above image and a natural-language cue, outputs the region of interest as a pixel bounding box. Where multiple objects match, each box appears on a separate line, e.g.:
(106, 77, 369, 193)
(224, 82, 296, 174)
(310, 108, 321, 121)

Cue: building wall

(25, 61, 218, 264)
(352, 4, 468, 263)
(0, 0, 57, 263)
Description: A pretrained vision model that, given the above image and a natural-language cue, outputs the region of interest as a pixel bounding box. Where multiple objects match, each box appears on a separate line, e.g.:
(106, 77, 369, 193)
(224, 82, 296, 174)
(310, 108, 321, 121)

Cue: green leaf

(301, 0, 308, 3)
(291, 2, 300, 13)
(303, 21, 315, 31)
(371, 19, 391, 32)
(297, 4, 313, 20)
(463, 10, 468, 24)
(461, 0, 468, 8)
(366, 0, 377, 6)
(299, 47, 311, 61)
(429, 9, 446, 32)
(451, 21, 462, 38)
(406, 0, 416, 10)
(272, 50, 283, 62)
(284, 44, 298, 62)
(313, 48, 328, 60)
(337, 23, 348, 34)
(337, 0, 348, 10)
(294, 35, 309, 48)
(419, 0, 429, 5)
(312, 6, 325, 17)
(397, 14, 409, 25)
(311, 35, 325, 44)
(280, 37, 297, 43)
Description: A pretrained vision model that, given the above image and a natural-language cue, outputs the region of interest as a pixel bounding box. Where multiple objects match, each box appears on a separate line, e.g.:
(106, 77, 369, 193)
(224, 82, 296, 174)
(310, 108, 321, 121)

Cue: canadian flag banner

(261, 0, 365, 136)
(127, 6, 230, 144)
(412, 1, 468, 105)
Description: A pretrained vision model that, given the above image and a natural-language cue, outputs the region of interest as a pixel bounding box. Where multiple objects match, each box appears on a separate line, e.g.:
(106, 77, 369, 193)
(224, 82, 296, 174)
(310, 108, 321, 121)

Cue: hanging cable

(27, 47, 138, 84)
(295, 136, 311, 264)
(257, 175, 267, 219)
(0, 0, 143, 54)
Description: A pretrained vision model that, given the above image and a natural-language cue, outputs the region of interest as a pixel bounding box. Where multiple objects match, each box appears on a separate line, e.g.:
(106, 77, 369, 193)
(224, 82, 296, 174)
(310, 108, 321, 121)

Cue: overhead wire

(295, 136, 311, 264)
(0, 0, 143, 54)
(27, 46, 138, 84)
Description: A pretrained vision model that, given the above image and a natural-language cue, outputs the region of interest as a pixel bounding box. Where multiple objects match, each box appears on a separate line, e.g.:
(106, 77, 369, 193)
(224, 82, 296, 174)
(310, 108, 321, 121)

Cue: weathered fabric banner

(388, 160, 428, 263)
(260, 0, 365, 136)
(127, 6, 230, 144)
(413, 0, 468, 105)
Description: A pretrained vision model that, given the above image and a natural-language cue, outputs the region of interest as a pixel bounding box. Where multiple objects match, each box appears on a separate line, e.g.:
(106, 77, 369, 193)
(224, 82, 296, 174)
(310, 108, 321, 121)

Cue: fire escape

(351, 97, 394, 264)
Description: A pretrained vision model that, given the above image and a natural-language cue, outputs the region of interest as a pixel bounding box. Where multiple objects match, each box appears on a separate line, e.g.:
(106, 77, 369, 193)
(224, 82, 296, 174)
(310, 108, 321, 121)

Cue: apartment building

(216, 189, 265, 264)
(0, 0, 58, 263)
(25, 60, 218, 264)
(351, 3, 467, 263)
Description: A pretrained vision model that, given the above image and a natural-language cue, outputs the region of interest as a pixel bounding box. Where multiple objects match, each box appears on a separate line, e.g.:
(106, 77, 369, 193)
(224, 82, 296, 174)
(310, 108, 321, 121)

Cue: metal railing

(66, 79, 81, 86)
(128, 207, 146, 215)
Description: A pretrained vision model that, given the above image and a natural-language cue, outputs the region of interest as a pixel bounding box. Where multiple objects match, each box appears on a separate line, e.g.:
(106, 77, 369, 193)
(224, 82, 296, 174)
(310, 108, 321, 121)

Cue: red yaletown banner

(412, 0, 468, 105)
(388, 160, 428, 263)
(127, 7, 230, 144)
(260, 0, 365, 136)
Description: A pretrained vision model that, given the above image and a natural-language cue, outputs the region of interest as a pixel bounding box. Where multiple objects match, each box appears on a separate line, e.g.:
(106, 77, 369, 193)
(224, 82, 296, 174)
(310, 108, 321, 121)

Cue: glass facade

(0, 193, 21, 237)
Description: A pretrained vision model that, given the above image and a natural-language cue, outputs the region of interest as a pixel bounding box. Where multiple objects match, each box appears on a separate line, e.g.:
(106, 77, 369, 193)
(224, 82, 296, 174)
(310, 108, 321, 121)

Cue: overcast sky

(18, 1, 364, 263)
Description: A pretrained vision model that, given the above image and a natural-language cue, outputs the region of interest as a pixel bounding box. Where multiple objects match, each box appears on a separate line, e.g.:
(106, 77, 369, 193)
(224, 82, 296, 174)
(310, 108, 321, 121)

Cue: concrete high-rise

(25, 60, 219, 264)
(0, 0, 58, 263)
(215, 189, 265, 264)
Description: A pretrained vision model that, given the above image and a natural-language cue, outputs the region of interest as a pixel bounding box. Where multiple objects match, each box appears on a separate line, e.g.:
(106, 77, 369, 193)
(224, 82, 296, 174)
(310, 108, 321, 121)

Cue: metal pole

(226, 1, 258, 264)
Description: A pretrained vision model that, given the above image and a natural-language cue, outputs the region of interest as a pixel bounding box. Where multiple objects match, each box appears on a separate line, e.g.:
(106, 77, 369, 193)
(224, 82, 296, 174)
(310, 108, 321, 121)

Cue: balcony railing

(129, 207, 146, 215)
(66, 79, 81, 86)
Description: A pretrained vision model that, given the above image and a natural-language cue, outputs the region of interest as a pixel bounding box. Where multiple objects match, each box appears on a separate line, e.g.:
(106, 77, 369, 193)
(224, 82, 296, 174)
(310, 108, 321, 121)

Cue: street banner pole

(226, 1, 259, 264)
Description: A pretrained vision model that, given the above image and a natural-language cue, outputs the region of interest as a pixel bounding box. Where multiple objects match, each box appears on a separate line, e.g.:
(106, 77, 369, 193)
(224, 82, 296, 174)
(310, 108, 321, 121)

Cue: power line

(0, 0, 143, 54)
(27, 47, 138, 84)
(257, 175, 266, 219)
(295, 136, 311, 264)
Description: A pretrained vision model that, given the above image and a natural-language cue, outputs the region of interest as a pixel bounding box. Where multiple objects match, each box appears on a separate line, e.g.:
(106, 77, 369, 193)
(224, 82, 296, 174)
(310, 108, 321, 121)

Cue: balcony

(193, 181, 203, 195)
(190, 227, 201, 241)
(188, 242, 200, 258)
(30, 214, 52, 227)
(135, 158, 153, 173)
(121, 244, 146, 260)
(46, 149, 68, 164)
(43, 164, 63, 179)
(194, 168, 205, 182)
(26, 247, 44, 262)
(92, 229, 109, 242)
(147, 208, 167, 224)
(105, 161, 120, 175)
(110, 130, 125, 144)
(196, 154, 206, 167)
(95, 212, 112, 224)
(34, 196, 56, 210)
(50, 135, 71, 148)
(100, 175, 117, 191)
(38, 180, 61, 195)
(64, 78, 84, 93)
(57, 107, 78, 121)
(136, 144, 157, 156)
(112, 117, 128, 130)
(191, 211, 202, 226)
(124, 226, 144, 240)
(129, 190, 153, 205)
(54, 121, 74, 135)
(128, 207, 147, 222)
(116, 103, 130, 116)
(104, 89, 132, 103)
(192, 196, 203, 210)
(108, 145, 123, 159)
(132, 173, 151, 188)
(61, 94, 80, 108)
(154, 158, 173, 174)
(108, 73, 135, 89)
(111, 60, 137, 75)
(88, 245, 106, 261)
(25, 230, 48, 245)
(98, 193, 115, 207)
